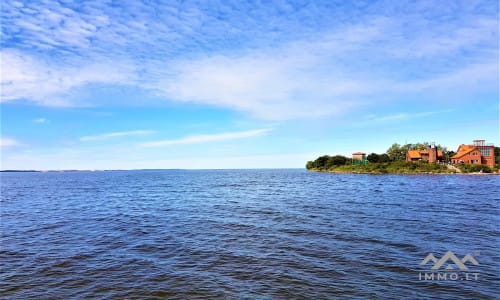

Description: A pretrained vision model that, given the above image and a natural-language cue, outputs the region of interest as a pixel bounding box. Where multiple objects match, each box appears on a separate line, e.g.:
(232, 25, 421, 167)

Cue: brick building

(451, 140, 495, 167)
(352, 152, 367, 165)
(406, 146, 443, 163)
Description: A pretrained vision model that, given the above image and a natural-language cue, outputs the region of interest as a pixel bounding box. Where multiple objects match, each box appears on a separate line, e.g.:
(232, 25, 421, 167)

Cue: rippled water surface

(1, 169, 499, 299)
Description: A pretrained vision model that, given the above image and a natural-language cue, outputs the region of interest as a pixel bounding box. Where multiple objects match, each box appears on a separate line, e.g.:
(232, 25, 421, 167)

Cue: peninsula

(306, 141, 500, 174)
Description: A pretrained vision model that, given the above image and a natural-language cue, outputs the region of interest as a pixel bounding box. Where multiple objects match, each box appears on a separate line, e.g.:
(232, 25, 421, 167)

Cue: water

(1, 169, 499, 299)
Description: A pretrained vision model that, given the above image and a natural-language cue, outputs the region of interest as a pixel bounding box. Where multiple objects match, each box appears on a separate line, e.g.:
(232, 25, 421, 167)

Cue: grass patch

(310, 161, 453, 174)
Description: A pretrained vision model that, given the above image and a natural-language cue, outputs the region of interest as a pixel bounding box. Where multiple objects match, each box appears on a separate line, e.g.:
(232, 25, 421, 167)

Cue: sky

(1, 0, 499, 170)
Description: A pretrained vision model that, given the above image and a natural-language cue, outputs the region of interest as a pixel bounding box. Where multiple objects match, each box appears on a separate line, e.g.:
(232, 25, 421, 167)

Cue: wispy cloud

(1, 0, 497, 119)
(367, 110, 454, 122)
(154, 49, 368, 119)
(33, 118, 48, 123)
(80, 130, 154, 142)
(367, 109, 453, 124)
(1, 49, 136, 106)
(141, 128, 272, 147)
(0, 136, 20, 148)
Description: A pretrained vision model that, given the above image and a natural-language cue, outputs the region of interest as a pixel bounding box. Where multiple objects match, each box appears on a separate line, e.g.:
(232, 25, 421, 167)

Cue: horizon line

(0, 167, 305, 172)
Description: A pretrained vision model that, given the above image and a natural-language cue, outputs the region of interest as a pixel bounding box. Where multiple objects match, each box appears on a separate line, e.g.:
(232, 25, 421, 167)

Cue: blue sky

(1, 0, 499, 170)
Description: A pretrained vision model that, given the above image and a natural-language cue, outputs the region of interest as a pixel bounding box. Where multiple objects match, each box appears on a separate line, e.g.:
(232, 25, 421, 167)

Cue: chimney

(428, 144, 437, 163)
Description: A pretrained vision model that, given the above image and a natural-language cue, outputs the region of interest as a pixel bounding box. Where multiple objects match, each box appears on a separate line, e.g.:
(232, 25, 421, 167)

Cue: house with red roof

(451, 140, 495, 166)
(406, 146, 442, 163)
(352, 152, 367, 165)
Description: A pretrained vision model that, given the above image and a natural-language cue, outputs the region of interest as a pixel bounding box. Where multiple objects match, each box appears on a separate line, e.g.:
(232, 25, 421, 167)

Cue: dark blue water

(1, 169, 499, 299)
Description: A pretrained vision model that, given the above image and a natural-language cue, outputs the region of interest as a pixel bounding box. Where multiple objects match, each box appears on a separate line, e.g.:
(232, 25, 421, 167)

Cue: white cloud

(1, 1, 497, 120)
(149, 21, 392, 118)
(3, 0, 108, 50)
(380, 18, 498, 58)
(0, 49, 136, 106)
(141, 128, 272, 147)
(33, 118, 47, 123)
(80, 130, 154, 142)
(0, 137, 20, 148)
(392, 62, 498, 93)
(368, 110, 454, 122)
(143, 14, 497, 119)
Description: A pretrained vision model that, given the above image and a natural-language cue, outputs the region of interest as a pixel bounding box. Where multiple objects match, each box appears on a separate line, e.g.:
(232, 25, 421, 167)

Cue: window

(479, 147, 492, 156)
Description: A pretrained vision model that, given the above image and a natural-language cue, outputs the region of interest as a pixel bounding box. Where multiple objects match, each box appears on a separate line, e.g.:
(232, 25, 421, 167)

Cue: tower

(428, 144, 437, 163)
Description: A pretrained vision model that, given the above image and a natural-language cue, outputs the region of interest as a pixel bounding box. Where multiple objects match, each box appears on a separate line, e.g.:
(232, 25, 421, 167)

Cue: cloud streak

(1, 49, 136, 106)
(367, 110, 454, 122)
(0, 137, 20, 148)
(80, 130, 154, 142)
(33, 118, 48, 123)
(141, 129, 272, 147)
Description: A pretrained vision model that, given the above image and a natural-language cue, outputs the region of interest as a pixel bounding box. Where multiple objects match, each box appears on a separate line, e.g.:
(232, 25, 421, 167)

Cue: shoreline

(308, 169, 500, 175)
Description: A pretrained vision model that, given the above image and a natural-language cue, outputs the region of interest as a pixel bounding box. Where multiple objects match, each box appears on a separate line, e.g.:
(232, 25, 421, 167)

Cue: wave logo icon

(420, 251, 479, 271)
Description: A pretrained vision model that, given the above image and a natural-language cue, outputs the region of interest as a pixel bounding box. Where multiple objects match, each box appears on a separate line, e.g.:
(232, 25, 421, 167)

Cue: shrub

(458, 164, 492, 173)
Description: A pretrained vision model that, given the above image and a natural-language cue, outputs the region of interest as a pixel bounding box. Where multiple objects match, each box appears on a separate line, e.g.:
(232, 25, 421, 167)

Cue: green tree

(386, 143, 410, 161)
(327, 155, 348, 167)
(367, 153, 391, 163)
(367, 153, 380, 163)
(378, 153, 391, 162)
(413, 142, 430, 150)
(443, 150, 454, 163)
(315, 155, 330, 169)
(387, 142, 450, 162)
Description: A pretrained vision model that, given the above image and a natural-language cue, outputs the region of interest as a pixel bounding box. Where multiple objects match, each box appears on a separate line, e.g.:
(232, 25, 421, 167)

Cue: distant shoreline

(0, 168, 303, 173)
(0, 170, 41, 172)
(1, 168, 497, 175)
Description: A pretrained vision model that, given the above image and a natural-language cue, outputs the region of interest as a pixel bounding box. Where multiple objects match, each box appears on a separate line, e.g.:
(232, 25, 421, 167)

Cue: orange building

(406, 146, 443, 163)
(451, 140, 495, 166)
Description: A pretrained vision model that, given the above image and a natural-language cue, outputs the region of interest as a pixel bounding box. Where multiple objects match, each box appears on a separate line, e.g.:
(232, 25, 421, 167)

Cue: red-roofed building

(352, 152, 367, 165)
(406, 146, 442, 163)
(451, 140, 495, 166)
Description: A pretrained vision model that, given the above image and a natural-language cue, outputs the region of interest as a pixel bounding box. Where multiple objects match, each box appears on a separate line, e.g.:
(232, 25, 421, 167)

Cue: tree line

(306, 142, 500, 170)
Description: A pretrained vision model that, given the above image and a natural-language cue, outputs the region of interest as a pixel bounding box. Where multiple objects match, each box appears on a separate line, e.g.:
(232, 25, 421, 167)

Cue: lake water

(1, 169, 499, 299)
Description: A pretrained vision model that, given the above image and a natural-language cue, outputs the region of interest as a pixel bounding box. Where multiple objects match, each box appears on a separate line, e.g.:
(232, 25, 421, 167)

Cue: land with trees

(306, 143, 500, 174)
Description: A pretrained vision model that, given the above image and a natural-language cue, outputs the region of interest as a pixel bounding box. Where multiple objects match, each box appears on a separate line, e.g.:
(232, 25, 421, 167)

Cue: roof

(407, 149, 443, 159)
(352, 152, 366, 155)
(451, 145, 477, 159)
(407, 150, 422, 159)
